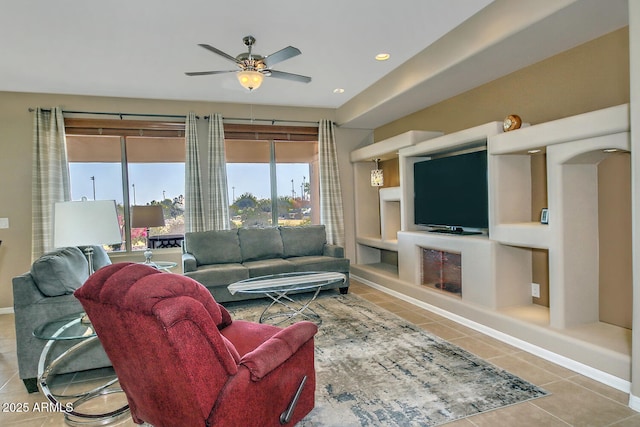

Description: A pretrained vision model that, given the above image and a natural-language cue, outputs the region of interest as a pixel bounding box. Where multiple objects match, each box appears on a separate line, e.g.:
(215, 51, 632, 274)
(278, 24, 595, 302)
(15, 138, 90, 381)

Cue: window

(224, 127, 319, 228)
(65, 119, 185, 252)
(65, 119, 319, 250)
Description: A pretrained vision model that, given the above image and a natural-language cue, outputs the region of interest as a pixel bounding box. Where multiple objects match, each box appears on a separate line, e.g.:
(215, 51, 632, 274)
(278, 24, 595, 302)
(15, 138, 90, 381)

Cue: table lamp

(131, 205, 165, 264)
(54, 200, 122, 275)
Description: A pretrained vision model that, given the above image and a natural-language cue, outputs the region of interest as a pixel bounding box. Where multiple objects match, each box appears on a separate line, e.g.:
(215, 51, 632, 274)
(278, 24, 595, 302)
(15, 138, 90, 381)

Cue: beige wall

(599, 153, 632, 329)
(375, 27, 630, 141)
(0, 92, 368, 310)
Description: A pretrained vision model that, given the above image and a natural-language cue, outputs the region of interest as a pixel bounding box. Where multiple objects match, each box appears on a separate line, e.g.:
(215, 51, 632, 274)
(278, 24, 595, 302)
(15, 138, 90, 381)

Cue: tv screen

(413, 149, 488, 230)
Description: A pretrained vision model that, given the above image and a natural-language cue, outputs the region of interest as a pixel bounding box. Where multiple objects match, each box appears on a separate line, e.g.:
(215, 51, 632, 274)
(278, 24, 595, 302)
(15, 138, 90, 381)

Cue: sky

(69, 162, 311, 206)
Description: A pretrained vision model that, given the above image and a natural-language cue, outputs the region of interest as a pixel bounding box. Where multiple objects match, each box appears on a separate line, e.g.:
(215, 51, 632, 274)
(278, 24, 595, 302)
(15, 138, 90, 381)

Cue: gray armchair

(12, 246, 113, 392)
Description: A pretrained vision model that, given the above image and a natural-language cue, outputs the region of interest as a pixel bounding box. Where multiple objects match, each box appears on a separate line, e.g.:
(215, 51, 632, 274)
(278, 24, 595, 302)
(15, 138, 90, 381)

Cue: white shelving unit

(351, 131, 442, 266)
(488, 104, 631, 329)
(395, 122, 533, 309)
(350, 130, 442, 163)
(349, 105, 634, 384)
(400, 122, 503, 232)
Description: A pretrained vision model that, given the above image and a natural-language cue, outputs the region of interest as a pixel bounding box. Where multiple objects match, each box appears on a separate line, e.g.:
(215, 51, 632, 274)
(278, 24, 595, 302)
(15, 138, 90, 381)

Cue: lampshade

(237, 70, 264, 91)
(131, 205, 165, 229)
(370, 159, 384, 187)
(54, 200, 122, 247)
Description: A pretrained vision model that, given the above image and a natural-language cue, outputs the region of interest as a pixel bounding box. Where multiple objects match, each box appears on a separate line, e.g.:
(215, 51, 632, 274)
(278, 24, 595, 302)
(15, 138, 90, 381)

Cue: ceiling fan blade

(263, 46, 301, 68)
(267, 70, 311, 83)
(185, 70, 236, 76)
(198, 44, 240, 64)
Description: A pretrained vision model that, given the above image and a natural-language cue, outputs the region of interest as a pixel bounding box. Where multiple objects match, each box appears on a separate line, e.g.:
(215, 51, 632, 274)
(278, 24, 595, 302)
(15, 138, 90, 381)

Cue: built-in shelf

(350, 130, 442, 163)
(489, 104, 629, 155)
(356, 236, 398, 252)
(379, 186, 400, 201)
(489, 104, 631, 330)
(352, 262, 399, 277)
(399, 122, 503, 232)
(490, 222, 550, 249)
(352, 132, 442, 267)
(350, 104, 634, 386)
(398, 231, 531, 309)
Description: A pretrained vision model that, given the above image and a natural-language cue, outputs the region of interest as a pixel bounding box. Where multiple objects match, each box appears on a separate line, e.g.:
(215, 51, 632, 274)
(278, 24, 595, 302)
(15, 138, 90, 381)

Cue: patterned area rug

(225, 292, 548, 426)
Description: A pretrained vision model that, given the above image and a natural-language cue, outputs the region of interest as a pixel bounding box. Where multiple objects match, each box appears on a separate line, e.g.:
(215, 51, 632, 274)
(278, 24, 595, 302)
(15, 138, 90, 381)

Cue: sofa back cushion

(279, 225, 327, 257)
(185, 230, 242, 265)
(238, 228, 284, 261)
(31, 247, 89, 297)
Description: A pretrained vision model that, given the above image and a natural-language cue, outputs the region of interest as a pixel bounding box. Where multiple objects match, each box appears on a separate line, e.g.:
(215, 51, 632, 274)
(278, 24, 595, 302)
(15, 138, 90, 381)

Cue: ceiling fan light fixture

(237, 70, 263, 91)
(187, 37, 310, 89)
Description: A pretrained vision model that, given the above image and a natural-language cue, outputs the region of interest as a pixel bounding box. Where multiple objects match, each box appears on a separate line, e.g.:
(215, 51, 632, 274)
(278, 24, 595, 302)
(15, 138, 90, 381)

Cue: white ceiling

(0, 0, 630, 129)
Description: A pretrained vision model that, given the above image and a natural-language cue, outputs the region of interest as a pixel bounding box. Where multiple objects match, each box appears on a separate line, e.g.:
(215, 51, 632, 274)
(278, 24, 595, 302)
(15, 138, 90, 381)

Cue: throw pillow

(31, 247, 89, 297)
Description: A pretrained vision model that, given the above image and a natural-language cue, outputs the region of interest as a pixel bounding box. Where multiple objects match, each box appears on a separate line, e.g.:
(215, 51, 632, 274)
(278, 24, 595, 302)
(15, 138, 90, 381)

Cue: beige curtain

(318, 120, 344, 246)
(31, 107, 70, 259)
(207, 114, 230, 230)
(184, 112, 206, 232)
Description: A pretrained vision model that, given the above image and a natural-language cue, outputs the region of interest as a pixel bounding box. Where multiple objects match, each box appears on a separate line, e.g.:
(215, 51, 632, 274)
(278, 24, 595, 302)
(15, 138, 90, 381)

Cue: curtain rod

(27, 108, 321, 125)
(28, 108, 192, 120)
(208, 115, 320, 126)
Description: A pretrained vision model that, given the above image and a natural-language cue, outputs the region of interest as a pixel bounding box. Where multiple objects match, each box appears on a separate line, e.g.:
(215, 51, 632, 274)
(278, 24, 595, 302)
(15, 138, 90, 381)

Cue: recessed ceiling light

(527, 149, 542, 154)
(375, 53, 390, 61)
(333, 88, 345, 94)
(603, 148, 619, 153)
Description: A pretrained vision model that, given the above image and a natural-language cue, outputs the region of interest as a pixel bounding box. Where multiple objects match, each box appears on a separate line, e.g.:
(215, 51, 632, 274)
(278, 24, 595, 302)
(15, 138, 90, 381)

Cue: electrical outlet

(531, 282, 541, 298)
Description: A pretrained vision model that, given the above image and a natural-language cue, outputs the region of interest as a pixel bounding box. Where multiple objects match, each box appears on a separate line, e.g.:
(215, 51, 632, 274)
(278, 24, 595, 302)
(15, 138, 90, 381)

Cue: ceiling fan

(185, 36, 312, 91)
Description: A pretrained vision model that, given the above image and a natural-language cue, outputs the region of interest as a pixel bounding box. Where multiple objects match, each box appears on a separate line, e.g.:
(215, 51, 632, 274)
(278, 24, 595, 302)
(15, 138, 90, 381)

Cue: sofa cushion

(30, 247, 89, 297)
(286, 255, 350, 274)
(186, 230, 242, 265)
(279, 225, 326, 258)
(238, 228, 284, 262)
(184, 263, 249, 287)
(243, 258, 295, 278)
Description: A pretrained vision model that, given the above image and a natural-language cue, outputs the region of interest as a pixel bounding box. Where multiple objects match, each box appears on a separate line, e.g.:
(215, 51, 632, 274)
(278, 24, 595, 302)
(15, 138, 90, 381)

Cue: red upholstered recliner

(74, 263, 317, 427)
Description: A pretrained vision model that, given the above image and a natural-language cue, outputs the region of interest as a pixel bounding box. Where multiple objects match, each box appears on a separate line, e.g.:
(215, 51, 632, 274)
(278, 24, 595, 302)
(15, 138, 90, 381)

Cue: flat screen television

(413, 149, 488, 231)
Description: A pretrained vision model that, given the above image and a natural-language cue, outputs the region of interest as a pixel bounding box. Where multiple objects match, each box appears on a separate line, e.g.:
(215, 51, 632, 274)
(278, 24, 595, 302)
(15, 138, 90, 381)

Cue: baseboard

(352, 274, 632, 394)
(0, 307, 14, 315)
(629, 393, 640, 412)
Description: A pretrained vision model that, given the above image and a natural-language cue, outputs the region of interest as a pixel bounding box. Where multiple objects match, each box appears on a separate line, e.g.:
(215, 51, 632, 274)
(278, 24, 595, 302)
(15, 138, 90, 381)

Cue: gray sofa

(182, 225, 350, 302)
(13, 246, 113, 392)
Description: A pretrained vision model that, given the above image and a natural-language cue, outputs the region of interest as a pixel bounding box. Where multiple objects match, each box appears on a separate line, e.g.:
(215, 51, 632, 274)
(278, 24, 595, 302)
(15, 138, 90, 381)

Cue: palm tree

(233, 192, 258, 210)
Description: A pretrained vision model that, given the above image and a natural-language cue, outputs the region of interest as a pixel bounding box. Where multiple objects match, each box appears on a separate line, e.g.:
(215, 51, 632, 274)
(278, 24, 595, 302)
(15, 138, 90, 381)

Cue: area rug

(225, 293, 548, 426)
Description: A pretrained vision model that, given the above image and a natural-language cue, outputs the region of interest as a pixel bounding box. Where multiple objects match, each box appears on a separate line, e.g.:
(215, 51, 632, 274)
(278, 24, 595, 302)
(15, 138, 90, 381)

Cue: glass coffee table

(33, 313, 130, 426)
(228, 271, 346, 325)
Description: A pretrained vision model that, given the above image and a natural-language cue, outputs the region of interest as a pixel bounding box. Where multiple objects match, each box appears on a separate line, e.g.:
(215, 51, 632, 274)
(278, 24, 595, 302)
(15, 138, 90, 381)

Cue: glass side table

(139, 260, 177, 272)
(34, 313, 130, 426)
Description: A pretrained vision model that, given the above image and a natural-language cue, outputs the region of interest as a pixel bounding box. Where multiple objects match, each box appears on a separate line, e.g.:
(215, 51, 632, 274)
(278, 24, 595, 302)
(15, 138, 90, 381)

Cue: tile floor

(1, 280, 639, 426)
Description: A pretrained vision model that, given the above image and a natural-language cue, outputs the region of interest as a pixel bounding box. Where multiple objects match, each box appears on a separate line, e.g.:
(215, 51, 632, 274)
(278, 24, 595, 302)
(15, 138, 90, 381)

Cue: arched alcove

(548, 133, 631, 328)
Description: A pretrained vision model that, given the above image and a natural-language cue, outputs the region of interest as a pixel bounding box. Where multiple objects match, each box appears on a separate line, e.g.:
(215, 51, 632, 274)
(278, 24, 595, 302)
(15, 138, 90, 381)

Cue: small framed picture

(540, 208, 549, 224)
